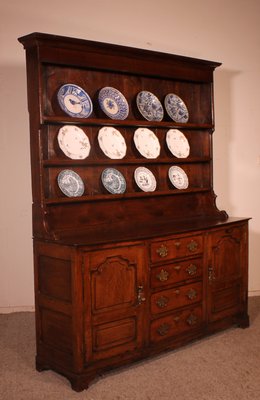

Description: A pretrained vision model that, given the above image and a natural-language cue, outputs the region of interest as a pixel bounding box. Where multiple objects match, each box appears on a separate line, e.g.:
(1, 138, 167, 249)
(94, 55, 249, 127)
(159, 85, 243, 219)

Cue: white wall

(1, 0, 260, 312)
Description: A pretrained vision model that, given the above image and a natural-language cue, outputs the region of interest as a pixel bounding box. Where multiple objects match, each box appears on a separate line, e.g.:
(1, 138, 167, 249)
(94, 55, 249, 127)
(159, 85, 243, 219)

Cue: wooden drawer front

(151, 281, 202, 315)
(150, 306, 203, 343)
(150, 235, 203, 263)
(151, 258, 203, 288)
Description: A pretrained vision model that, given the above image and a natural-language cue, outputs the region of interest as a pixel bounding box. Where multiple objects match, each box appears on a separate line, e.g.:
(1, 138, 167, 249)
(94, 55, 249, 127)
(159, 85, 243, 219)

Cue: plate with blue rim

(57, 83, 93, 118)
(98, 87, 129, 120)
(101, 168, 126, 194)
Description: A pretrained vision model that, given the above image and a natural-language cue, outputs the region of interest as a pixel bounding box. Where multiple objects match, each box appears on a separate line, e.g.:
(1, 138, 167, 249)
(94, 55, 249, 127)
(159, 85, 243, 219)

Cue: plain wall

(1, 0, 260, 312)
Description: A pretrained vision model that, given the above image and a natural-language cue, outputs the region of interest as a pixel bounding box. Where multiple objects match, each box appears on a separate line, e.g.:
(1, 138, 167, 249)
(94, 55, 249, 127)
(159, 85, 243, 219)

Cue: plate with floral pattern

(136, 91, 164, 121)
(134, 128, 160, 159)
(164, 93, 189, 123)
(134, 167, 157, 192)
(101, 168, 126, 194)
(57, 170, 85, 197)
(168, 166, 189, 189)
(98, 126, 127, 159)
(57, 125, 91, 159)
(98, 87, 129, 120)
(166, 129, 190, 158)
(57, 83, 93, 118)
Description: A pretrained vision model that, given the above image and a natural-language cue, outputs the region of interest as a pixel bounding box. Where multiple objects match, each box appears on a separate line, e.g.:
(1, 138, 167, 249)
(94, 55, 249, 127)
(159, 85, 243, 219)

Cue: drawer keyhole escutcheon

(156, 244, 168, 258)
(156, 269, 169, 282)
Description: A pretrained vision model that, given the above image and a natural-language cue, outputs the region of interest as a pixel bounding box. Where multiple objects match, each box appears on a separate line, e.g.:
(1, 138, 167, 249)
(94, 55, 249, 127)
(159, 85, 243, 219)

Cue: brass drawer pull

(174, 265, 181, 271)
(156, 244, 168, 258)
(157, 323, 170, 336)
(174, 241, 181, 248)
(186, 263, 197, 275)
(174, 289, 180, 295)
(156, 269, 169, 282)
(187, 240, 199, 252)
(173, 316, 180, 323)
(186, 314, 198, 326)
(187, 288, 197, 300)
(156, 296, 169, 308)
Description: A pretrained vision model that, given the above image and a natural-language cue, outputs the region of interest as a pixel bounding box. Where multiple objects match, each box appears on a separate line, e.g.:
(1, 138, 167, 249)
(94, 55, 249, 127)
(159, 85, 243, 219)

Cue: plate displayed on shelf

(166, 129, 190, 158)
(134, 128, 160, 159)
(57, 125, 91, 159)
(136, 91, 164, 121)
(57, 169, 85, 197)
(168, 166, 189, 189)
(57, 83, 93, 118)
(134, 167, 157, 192)
(164, 93, 189, 123)
(98, 87, 129, 120)
(101, 168, 126, 194)
(98, 126, 127, 159)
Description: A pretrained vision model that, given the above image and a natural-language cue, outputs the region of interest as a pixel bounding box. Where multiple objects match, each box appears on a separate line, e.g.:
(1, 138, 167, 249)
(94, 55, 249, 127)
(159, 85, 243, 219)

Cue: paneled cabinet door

(83, 244, 147, 362)
(207, 224, 248, 322)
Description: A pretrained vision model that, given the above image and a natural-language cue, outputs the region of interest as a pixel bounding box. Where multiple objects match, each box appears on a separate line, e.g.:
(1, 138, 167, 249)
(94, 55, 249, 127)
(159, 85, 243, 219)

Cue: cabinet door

(83, 244, 147, 362)
(207, 224, 248, 323)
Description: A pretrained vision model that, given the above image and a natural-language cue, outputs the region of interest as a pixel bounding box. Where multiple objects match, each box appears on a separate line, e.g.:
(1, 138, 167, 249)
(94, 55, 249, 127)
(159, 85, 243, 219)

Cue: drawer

(151, 281, 202, 315)
(150, 305, 203, 343)
(151, 257, 203, 288)
(150, 234, 203, 263)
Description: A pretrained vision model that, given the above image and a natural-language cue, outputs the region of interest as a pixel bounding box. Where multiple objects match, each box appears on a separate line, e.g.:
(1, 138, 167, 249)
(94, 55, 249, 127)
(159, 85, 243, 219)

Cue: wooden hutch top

(18, 32, 230, 246)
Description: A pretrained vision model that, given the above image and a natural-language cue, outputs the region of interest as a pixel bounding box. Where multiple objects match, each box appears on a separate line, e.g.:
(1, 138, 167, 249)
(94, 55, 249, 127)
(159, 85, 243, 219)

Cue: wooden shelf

(42, 115, 214, 130)
(44, 187, 211, 205)
(43, 157, 212, 168)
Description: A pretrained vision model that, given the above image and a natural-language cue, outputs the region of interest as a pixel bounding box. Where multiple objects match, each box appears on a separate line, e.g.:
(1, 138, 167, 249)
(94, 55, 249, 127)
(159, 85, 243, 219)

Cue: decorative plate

(57, 83, 93, 118)
(168, 166, 189, 189)
(57, 125, 91, 159)
(166, 129, 190, 158)
(164, 93, 189, 123)
(57, 170, 85, 197)
(101, 168, 126, 194)
(134, 167, 157, 192)
(136, 91, 164, 121)
(134, 128, 160, 159)
(98, 87, 129, 120)
(98, 126, 127, 159)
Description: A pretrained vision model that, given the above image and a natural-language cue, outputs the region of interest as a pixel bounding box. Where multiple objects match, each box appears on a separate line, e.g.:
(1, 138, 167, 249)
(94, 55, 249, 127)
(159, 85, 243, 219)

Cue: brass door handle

(137, 285, 146, 305)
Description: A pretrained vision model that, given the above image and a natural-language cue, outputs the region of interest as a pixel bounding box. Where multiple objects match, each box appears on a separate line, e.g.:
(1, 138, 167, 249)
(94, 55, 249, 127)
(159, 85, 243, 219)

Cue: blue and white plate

(164, 93, 189, 123)
(136, 91, 164, 122)
(101, 168, 126, 194)
(57, 169, 85, 197)
(57, 84, 93, 118)
(98, 87, 129, 120)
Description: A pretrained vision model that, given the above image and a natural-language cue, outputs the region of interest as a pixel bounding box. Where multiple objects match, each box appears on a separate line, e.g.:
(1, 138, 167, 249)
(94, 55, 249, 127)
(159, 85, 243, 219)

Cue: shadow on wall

(213, 67, 241, 217)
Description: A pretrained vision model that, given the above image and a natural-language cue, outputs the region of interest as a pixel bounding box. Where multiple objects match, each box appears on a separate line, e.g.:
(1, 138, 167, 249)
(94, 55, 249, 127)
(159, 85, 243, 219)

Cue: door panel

(83, 244, 146, 362)
(207, 225, 247, 322)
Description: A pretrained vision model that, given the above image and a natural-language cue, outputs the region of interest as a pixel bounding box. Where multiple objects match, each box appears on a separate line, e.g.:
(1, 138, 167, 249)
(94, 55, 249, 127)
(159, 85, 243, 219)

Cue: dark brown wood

(19, 32, 250, 392)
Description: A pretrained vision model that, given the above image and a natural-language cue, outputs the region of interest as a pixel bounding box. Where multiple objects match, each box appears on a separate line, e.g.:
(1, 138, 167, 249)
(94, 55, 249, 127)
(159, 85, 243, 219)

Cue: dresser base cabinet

(33, 219, 249, 392)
